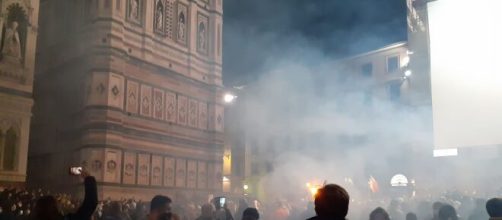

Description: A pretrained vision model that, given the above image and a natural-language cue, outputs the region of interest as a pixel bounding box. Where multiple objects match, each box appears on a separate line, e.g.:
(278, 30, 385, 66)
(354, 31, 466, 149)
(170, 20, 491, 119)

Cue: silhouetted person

(301, 202, 316, 220)
(431, 202, 444, 220)
(486, 198, 502, 220)
(438, 205, 458, 220)
(242, 208, 260, 220)
(406, 212, 418, 220)
(307, 184, 350, 220)
(388, 200, 404, 220)
(131, 202, 147, 220)
(158, 212, 173, 220)
(103, 201, 125, 220)
(34, 171, 97, 220)
(196, 204, 215, 220)
(468, 199, 489, 220)
(213, 197, 234, 220)
(147, 195, 173, 220)
(369, 207, 390, 220)
(235, 199, 249, 220)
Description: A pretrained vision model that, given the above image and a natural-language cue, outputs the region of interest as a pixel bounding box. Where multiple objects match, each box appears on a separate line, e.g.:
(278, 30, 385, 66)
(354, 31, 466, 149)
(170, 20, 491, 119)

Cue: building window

(0, 128, 18, 171)
(389, 82, 401, 102)
(387, 56, 399, 73)
(361, 63, 373, 77)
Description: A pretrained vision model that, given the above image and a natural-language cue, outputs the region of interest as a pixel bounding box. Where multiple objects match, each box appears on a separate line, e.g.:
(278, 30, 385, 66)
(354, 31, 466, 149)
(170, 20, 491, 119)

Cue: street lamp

(223, 93, 237, 104)
(404, 70, 412, 77)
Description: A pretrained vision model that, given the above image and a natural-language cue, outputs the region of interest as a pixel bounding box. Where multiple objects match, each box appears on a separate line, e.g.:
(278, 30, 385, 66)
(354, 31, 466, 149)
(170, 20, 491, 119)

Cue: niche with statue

(0, 3, 28, 80)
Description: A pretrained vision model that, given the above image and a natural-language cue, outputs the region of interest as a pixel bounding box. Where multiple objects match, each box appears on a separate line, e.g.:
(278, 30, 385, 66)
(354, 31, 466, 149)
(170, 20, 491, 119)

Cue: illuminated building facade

(30, 0, 224, 200)
(0, 0, 40, 184)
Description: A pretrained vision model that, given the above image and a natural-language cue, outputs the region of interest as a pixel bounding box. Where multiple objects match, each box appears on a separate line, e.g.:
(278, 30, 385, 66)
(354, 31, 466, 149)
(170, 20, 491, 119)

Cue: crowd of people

(0, 172, 501, 220)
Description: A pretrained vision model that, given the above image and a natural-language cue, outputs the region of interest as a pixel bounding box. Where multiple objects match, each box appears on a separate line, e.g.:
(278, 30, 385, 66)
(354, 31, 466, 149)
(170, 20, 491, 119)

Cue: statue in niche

(177, 11, 186, 42)
(1, 21, 22, 63)
(155, 0, 163, 31)
(0, 3, 28, 68)
(129, 0, 140, 21)
(197, 22, 206, 52)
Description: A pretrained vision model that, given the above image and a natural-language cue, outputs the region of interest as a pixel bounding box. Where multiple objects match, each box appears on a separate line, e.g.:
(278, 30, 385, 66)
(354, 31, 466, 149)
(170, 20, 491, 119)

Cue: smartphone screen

(219, 197, 226, 207)
(69, 167, 82, 175)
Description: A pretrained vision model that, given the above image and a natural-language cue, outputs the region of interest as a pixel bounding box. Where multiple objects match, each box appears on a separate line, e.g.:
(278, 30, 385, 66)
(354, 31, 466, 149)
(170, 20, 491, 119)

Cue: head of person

(370, 207, 390, 220)
(438, 204, 458, 220)
(158, 212, 172, 220)
(313, 184, 350, 219)
(200, 203, 214, 218)
(213, 197, 224, 210)
(486, 198, 502, 218)
(433, 202, 443, 218)
(242, 207, 260, 220)
(109, 201, 122, 216)
(406, 212, 418, 220)
(35, 196, 63, 220)
(150, 195, 172, 217)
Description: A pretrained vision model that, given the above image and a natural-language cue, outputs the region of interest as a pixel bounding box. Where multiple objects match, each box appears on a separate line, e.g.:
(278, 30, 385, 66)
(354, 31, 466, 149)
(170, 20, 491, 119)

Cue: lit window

(387, 56, 399, 73)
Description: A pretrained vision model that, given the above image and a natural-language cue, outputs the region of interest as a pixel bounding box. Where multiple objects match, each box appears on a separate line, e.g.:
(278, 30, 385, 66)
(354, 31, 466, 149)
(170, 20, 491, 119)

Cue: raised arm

(70, 171, 98, 220)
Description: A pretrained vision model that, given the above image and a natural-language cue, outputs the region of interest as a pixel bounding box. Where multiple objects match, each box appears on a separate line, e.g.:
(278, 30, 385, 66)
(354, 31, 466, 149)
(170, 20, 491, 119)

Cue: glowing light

(390, 174, 409, 187)
(404, 70, 412, 77)
(309, 186, 319, 196)
(306, 182, 321, 197)
(406, 50, 414, 55)
(222, 176, 230, 182)
(243, 184, 249, 190)
(223, 93, 237, 103)
(433, 148, 458, 157)
(402, 56, 410, 67)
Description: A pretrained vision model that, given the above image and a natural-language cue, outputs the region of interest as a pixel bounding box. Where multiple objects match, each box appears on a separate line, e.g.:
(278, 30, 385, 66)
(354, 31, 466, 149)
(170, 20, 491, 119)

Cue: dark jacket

(307, 216, 346, 220)
(65, 176, 98, 220)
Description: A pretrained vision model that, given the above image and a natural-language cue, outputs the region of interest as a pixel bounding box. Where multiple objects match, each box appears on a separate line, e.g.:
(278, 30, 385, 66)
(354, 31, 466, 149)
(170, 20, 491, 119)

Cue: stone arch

(3, 127, 18, 170)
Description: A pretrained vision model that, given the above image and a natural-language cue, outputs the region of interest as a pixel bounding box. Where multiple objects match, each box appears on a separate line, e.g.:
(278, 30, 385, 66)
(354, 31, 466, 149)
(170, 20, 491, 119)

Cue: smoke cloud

(222, 1, 502, 218)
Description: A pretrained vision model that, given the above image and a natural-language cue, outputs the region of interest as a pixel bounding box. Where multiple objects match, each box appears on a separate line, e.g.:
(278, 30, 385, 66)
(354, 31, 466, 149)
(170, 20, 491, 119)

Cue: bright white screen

(428, 0, 502, 149)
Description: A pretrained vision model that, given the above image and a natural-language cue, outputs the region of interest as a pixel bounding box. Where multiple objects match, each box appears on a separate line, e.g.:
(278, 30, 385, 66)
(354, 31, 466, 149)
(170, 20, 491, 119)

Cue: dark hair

(370, 207, 390, 220)
(438, 204, 458, 220)
(314, 184, 350, 219)
(158, 212, 172, 220)
(486, 198, 502, 217)
(433, 202, 443, 210)
(36, 196, 62, 220)
(242, 207, 260, 220)
(150, 195, 172, 212)
(406, 212, 418, 220)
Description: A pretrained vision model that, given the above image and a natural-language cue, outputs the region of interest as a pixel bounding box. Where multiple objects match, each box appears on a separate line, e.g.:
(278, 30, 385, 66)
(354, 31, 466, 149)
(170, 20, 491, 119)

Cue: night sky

(222, 0, 408, 84)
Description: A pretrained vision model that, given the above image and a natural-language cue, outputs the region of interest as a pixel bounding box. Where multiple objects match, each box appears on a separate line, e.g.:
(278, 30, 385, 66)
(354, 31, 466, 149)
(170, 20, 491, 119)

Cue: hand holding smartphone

(69, 166, 83, 175)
